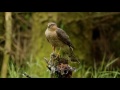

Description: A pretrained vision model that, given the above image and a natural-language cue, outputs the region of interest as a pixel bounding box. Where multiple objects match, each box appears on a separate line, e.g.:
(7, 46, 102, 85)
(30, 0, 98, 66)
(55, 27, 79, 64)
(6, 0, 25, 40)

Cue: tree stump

(44, 53, 75, 78)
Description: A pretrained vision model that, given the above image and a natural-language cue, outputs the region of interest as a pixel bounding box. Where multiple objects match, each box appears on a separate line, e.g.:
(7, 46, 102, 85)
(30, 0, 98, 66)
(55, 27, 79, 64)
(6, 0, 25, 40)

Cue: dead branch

(22, 72, 31, 78)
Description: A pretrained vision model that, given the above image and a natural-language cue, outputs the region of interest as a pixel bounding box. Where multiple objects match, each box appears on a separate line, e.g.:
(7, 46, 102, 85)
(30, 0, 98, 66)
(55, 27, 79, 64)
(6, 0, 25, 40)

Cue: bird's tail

(69, 47, 80, 64)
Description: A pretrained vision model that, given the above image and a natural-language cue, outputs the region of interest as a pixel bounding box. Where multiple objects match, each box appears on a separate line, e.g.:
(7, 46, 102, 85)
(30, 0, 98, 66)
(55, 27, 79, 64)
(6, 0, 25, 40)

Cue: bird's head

(47, 22, 57, 30)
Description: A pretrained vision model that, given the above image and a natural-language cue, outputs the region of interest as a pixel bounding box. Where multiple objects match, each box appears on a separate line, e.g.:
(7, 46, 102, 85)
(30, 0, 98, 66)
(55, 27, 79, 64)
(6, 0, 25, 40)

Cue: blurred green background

(0, 12, 120, 78)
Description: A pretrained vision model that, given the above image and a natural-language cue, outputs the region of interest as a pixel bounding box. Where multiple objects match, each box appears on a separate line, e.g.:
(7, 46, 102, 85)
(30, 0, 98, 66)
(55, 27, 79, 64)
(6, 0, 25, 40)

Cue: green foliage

(7, 54, 120, 78)
(72, 54, 120, 78)
(25, 56, 50, 78)
(1, 12, 120, 78)
(8, 61, 21, 78)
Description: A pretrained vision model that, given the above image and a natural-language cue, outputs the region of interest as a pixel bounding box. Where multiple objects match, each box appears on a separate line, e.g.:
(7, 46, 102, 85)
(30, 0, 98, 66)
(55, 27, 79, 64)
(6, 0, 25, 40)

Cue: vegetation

(0, 12, 120, 78)
(8, 54, 120, 78)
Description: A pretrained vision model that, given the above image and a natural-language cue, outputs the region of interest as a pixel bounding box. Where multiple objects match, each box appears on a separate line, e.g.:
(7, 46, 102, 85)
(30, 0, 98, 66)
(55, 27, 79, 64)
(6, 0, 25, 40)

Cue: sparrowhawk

(45, 22, 80, 63)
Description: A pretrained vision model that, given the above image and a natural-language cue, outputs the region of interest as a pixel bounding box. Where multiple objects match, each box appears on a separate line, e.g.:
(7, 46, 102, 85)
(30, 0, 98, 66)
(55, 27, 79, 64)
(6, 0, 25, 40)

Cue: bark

(1, 12, 12, 78)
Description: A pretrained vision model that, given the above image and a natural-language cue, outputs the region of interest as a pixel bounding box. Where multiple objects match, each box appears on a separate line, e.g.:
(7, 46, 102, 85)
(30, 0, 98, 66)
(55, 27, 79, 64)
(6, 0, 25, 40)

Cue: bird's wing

(56, 28, 74, 48)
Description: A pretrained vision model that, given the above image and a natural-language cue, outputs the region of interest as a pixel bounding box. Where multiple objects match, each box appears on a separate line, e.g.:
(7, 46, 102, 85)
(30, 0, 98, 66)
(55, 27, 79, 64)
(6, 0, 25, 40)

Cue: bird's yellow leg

(56, 47, 61, 58)
(52, 46, 55, 53)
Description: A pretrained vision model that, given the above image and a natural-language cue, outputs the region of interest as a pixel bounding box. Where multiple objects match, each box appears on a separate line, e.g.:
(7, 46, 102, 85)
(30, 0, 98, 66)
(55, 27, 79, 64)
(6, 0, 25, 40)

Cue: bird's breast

(45, 29, 65, 47)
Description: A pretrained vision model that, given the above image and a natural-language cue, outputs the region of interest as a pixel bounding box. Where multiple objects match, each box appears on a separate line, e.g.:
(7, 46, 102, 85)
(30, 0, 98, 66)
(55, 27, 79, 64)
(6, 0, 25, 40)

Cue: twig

(22, 72, 31, 78)
(44, 57, 49, 64)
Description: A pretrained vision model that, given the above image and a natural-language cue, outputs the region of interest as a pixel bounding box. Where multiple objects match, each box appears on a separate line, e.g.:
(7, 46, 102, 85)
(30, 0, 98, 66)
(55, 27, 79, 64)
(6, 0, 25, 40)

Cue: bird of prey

(45, 22, 80, 63)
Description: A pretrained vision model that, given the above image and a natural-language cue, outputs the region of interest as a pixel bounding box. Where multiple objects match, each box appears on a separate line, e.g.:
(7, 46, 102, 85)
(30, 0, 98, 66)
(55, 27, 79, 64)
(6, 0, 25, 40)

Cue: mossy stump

(44, 53, 75, 78)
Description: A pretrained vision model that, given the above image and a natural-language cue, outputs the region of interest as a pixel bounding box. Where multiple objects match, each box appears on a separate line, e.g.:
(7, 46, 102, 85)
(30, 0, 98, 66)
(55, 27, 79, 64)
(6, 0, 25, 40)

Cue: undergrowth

(7, 54, 120, 78)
